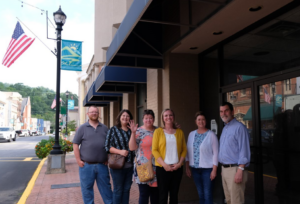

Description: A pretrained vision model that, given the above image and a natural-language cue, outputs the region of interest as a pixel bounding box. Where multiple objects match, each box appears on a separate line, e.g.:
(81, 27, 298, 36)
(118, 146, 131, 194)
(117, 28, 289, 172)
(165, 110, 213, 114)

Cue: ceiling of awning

(83, 95, 109, 107)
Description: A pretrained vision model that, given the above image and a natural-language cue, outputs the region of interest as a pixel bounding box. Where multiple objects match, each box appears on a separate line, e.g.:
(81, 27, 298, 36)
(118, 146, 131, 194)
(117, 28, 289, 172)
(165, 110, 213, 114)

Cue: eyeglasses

(88, 112, 99, 114)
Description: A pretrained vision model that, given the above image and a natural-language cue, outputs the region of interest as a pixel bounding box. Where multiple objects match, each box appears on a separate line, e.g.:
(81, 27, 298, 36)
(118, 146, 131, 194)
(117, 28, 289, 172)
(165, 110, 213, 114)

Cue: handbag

(135, 155, 154, 182)
(108, 153, 125, 169)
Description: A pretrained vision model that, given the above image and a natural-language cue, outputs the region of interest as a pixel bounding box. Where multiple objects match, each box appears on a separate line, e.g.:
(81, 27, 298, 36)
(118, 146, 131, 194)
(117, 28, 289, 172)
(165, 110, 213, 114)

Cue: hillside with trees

(0, 82, 78, 130)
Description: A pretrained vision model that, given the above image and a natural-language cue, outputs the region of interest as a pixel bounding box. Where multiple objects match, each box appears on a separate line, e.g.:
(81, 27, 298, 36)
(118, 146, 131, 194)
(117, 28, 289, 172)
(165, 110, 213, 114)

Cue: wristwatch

(238, 166, 244, 171)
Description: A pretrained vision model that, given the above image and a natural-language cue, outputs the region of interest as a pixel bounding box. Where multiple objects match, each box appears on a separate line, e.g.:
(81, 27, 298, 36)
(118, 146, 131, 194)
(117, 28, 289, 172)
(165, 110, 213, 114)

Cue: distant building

(0, 92, 23, 129)
(21, 97, 31, 130)
(44, 120, 51, 134)
(68, 106, 79, 127)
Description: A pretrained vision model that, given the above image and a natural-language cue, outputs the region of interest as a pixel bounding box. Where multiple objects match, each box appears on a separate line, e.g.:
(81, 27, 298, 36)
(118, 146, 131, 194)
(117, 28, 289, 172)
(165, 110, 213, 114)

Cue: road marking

(23, 158, 33, 161)
(248, 171, 277, 179)
(0, 160, 41, 162)
(17, 158, 46, 204)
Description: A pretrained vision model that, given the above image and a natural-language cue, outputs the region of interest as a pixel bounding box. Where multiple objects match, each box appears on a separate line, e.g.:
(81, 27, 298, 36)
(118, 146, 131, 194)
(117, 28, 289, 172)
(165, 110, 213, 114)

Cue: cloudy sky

(0, 0, 94, 94)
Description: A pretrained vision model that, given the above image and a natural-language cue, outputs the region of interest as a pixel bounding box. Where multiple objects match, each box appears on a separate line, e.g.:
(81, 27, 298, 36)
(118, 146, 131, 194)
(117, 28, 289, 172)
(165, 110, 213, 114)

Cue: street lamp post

(272, 83, 276, 127)
(50, 6, 67, 155)
(65, 90, 69, 138)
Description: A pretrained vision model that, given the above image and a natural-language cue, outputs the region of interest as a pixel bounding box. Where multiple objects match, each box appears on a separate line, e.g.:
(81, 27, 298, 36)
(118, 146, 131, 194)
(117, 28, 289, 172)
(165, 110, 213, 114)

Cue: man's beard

(89, 116, 98, 122)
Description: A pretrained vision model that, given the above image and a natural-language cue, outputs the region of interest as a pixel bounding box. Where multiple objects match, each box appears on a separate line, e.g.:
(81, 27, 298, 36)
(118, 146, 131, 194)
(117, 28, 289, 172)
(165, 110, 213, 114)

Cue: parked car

(31, 130, 38, 136)
(0, 127, 16, 142)
(19, 129, 30, 137)
(40, 132, 46, 136)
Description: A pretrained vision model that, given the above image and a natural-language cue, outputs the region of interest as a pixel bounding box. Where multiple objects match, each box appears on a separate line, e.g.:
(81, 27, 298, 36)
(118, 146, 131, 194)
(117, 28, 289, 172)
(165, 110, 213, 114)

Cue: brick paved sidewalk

(26, 154, 139, 204)
(26, 153, 198, 204)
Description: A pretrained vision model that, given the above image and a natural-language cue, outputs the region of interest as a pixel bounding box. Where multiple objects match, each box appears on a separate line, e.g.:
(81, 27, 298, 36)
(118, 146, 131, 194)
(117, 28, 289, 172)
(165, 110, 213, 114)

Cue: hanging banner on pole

(68, 100, 74, 110)
(61, 39, 82, 71)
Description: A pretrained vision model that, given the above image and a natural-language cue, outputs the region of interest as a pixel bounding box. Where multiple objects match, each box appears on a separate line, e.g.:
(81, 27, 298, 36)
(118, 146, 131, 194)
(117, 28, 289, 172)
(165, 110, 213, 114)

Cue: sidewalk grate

(51, 183, 80, 189)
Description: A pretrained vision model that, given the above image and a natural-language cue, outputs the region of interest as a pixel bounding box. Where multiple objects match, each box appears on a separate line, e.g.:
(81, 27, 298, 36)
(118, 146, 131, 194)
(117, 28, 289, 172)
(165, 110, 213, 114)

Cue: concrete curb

(17, 158, 46, 204)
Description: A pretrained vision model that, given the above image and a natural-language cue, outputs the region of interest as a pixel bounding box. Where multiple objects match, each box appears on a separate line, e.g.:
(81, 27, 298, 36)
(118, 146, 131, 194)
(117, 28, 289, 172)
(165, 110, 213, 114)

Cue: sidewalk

(25, 134, 198, 204)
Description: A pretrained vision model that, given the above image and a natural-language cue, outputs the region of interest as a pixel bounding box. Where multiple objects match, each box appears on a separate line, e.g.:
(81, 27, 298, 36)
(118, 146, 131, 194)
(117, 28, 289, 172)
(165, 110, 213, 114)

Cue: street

(0, 135, 51, 204)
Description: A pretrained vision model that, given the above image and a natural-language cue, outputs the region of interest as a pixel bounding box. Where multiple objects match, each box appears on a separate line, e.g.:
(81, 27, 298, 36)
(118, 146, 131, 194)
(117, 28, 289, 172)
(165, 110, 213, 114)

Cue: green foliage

(35, 136, 73, 159)
(0, 82, 78, 130)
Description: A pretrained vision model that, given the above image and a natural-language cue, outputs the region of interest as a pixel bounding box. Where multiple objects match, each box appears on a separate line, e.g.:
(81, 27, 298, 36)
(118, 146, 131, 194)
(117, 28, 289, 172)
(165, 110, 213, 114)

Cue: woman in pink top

(129, 109, 158, 204)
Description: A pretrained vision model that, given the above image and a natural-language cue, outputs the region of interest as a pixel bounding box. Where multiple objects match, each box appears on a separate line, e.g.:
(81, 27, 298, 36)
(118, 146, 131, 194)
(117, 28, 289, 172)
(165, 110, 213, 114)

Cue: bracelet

(238, 166, 244, 171)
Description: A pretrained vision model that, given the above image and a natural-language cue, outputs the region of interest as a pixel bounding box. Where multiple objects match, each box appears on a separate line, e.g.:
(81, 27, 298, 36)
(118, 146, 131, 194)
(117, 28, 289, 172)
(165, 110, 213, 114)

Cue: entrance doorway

(222, 70, 300, 204)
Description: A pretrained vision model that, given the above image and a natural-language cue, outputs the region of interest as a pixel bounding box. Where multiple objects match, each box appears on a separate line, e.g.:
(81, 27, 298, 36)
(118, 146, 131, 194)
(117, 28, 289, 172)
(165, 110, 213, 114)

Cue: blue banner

(276, 94, 282, 107)
(68, 100, 74, 110)
(61, 40, 82, 71)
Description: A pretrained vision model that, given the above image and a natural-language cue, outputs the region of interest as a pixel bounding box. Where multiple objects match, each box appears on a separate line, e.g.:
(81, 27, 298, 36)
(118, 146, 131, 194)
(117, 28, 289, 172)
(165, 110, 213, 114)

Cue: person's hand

(77, 160, 85, 167)
(175, 122, 181, 129)
(234, 169, 243, 183)
(128, 120, 138, 133)
(119, 150, 129, 157)
(171, 163, 181, 171)
(163, 164, 173, 172)
(186, 165, 191, 178)
(210, 169, 217, 180)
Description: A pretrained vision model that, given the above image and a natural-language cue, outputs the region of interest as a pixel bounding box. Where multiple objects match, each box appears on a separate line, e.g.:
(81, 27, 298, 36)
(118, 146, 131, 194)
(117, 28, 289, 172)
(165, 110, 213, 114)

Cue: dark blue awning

(106, 0, 229, 69)
(83, 95, 109, 107)
(95, 66, 146, 93)
(87, 82, 122, 102)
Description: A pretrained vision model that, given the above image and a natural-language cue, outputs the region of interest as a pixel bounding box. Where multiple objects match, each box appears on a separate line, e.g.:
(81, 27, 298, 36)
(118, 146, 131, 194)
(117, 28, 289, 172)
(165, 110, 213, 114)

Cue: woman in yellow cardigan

(152, 108, 187, 204)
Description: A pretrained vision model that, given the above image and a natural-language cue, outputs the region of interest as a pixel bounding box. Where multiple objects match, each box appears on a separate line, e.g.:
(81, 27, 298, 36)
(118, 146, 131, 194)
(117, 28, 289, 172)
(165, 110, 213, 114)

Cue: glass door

(225, 87, 256, 204)
(258, 77, 300, 204)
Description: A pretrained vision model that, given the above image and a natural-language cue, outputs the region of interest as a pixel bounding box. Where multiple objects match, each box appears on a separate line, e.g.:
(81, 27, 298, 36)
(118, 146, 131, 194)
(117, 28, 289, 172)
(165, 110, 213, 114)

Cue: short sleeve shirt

(133, 127, 157, 187)
(73, 122, 108, 163)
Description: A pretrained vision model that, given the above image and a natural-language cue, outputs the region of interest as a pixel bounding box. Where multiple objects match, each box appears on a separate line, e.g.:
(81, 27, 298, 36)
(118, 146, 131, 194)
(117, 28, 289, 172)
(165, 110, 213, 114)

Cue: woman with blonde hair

(152, 109, 187, 204)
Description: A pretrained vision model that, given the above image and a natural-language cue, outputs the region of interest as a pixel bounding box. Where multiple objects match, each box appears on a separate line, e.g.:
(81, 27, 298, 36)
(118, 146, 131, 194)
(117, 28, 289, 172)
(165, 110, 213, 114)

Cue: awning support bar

(132, 31, 163, 56)
(139, 19, 197, 28)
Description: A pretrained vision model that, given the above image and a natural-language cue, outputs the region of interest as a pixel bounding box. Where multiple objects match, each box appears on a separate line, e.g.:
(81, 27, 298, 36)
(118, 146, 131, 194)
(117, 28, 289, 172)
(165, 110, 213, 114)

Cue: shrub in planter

(35, 137, 73, 159)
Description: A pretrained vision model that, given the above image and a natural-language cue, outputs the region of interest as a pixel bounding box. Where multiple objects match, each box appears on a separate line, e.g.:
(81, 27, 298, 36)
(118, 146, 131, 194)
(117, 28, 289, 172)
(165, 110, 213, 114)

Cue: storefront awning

(106, 0, 164, 69)
(243, 104, 281, 121)
(87, 82, 122, 102)
(106, 0, 229, 69)
(83, 95, 109, 107)
(95, 66, 146, 93)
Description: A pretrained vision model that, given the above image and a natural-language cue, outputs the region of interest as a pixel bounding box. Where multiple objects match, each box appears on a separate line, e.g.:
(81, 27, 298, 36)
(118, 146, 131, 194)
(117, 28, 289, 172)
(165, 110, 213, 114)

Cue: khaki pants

(221, 166, 248, 204)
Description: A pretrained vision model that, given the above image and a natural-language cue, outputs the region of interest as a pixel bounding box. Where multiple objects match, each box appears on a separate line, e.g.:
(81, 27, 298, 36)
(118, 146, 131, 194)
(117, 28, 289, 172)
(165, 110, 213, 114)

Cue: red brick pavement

(26, 154, 197, 204)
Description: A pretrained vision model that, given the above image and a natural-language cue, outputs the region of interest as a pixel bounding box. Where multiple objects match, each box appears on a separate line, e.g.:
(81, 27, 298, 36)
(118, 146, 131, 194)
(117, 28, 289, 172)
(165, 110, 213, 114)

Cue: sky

(0, 0, 94, 95)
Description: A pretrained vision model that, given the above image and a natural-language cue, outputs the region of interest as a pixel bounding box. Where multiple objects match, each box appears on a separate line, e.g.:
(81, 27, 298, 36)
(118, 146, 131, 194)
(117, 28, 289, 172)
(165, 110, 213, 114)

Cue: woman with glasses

(129, 109, 158, 204)
(185, 111, 219, 204)
(152, 108, 187, 204)
(105, 109, 134, 204)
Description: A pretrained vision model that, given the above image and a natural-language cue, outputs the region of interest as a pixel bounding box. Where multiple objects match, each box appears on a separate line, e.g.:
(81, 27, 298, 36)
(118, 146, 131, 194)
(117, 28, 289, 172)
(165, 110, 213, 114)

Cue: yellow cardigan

(152, 127, 187, 167)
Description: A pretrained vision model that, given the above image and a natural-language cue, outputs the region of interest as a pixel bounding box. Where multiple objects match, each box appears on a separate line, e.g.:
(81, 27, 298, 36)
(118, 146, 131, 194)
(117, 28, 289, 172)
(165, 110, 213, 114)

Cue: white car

(19, 129, 30, 137)
(0, 127, 16, 142)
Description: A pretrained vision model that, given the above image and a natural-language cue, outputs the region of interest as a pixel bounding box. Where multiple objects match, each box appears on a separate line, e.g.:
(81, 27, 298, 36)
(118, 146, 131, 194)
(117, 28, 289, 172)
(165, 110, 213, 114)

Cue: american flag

(237, 75, 243, 82)
(51, 96, 62, 109)
(263, 86, 271, 104)
(2, 22, 35, 68)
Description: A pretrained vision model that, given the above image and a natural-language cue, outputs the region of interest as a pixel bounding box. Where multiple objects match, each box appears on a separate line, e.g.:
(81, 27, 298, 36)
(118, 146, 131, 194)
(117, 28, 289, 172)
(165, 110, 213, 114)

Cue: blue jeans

(191, 167, 213, 204)
(110, 167, 133, 204)
(79, 163, 113, 204)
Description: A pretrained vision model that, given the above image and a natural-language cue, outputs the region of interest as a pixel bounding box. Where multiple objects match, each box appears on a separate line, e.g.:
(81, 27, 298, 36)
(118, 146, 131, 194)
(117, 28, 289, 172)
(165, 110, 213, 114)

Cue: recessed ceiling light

(249, 6, 262, 12)
(190, 47, 198, 50)
(213, 31, 223, 35)
(253, 51, 269, 56)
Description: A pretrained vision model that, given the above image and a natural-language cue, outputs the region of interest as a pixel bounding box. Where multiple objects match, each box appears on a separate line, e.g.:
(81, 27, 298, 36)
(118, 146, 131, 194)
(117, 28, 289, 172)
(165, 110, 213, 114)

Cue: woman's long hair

(161, 108, 177, 129)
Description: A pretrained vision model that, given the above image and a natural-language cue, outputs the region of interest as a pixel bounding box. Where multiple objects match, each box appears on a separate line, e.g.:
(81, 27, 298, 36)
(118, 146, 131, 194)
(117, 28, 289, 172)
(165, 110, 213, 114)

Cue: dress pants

(221, 166, 248, 204)
(156, 166, 183, 204)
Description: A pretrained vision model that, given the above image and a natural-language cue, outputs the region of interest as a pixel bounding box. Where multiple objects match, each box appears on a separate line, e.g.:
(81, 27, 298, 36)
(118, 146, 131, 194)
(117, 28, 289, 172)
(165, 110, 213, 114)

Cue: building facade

(81, 0, 300, 203)
(21, 97, 31, 130)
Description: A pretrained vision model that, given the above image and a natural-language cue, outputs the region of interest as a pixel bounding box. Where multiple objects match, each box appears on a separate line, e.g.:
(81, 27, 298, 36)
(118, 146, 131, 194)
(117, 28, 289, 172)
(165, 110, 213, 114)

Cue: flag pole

(16, 17, 56, 56)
